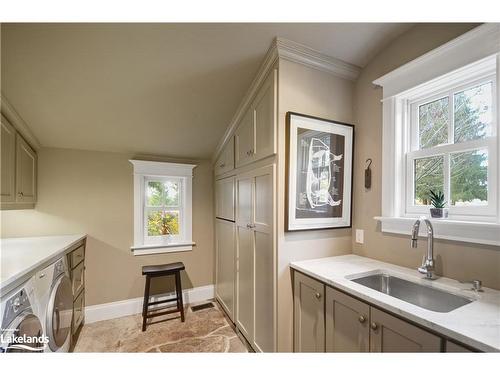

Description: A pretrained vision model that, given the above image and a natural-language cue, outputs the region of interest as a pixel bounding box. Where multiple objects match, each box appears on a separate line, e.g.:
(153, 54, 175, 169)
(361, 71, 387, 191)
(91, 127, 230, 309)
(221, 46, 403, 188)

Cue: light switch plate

(355, 229, 364, 244)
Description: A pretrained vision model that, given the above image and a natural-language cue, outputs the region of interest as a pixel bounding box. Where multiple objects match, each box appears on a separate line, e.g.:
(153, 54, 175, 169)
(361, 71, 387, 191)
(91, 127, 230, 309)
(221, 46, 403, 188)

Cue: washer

(0, 277, 45, 353)
(34, 257, 73, 352)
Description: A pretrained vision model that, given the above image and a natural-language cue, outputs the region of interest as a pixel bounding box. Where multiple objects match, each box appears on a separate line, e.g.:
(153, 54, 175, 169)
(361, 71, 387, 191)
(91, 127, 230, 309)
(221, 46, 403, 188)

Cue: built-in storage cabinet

(215, 137, 234, 176)
(293, 271, 475, 353)
(1, 116, 16, 203)
(1, 115, 37, 209)
(68, 241, 86, 350)
(215, 218, 236, 320)
(234, 70, 276, 168)
(369, 306, 441, 352)
(325, 286, 369, 352)
(215, 176, 235, 221)
(293, 271, 325, 353)
(236, 165, 274, 352)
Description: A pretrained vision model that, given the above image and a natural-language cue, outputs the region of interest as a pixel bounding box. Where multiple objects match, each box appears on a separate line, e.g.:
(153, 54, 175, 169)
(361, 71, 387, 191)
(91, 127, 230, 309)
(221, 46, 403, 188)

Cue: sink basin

(350, 273, 473, 313)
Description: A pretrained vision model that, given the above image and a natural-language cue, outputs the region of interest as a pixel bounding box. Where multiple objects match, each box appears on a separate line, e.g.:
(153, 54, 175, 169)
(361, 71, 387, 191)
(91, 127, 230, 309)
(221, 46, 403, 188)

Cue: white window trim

(373, 24, 500, 247)
(130, 160, 196, 255)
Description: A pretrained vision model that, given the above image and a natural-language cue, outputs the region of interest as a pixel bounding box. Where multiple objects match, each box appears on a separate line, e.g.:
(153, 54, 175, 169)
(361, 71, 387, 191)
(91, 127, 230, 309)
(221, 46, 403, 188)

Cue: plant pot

(430, 208, 448, 218)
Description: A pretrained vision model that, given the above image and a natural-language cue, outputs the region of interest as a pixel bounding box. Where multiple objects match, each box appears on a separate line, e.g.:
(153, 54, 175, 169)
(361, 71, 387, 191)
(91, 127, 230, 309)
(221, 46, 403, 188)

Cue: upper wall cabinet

(215, 136, 234, 176)
(1, 115, 37, 209)
(235, 69, 277, 168)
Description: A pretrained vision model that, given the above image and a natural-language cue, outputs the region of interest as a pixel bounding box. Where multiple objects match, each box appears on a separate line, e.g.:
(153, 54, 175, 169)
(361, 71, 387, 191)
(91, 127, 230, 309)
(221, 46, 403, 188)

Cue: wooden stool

(141, 262, 185, 331)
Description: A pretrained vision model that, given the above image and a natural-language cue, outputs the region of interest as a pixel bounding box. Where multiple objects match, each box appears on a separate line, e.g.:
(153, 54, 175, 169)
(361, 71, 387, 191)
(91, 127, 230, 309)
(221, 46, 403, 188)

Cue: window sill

(374, 216, 500, 247)
(131, 242, 195, 256)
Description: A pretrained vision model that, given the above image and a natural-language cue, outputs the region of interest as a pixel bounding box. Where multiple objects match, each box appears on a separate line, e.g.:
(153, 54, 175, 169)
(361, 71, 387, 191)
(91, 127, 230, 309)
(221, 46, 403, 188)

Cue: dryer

(0, 277, 45, 353)
(33, 257, 73, 352)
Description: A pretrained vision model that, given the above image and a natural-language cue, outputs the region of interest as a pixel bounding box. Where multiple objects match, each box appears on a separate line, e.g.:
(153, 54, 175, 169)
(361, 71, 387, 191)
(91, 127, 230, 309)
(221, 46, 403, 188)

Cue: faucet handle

(460, 279, 483, 292)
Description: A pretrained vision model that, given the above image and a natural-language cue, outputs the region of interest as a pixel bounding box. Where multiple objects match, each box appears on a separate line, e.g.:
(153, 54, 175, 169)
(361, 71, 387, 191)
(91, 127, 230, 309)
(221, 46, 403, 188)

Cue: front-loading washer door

(47, 275, 73, 351)
(1, 312, 44, 352)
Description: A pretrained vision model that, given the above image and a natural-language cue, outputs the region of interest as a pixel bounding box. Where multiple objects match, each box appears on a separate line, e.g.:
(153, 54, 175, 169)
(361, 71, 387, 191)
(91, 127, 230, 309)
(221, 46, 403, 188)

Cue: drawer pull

(315, 292, 321, 299)
(358, 315, 366, 323)
(370, 322, 378, 331)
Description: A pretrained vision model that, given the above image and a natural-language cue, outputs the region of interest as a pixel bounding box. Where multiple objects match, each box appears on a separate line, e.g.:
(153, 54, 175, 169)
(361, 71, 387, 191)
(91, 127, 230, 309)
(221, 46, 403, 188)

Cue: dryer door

(1, 312, 44, 352)
(46, 275, 73, 351)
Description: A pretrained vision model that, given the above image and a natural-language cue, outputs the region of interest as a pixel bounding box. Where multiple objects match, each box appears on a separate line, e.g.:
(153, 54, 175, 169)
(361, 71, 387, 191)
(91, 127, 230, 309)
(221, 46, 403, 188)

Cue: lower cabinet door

(325, 287, 370, 352)
(293, 272, 325, 352)
(215, 219, 236, 320)
(370, 307, 441, 352)
(236, 226, 254, 343)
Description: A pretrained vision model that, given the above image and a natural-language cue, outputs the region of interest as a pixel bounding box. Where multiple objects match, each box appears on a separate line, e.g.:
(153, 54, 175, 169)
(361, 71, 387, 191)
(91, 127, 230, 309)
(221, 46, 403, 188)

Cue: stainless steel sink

(350, 273, 473, 313)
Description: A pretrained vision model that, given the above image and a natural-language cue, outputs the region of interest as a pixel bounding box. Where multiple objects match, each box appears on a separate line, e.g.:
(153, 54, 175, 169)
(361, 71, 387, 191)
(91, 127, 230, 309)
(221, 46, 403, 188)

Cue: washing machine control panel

(1, 289, 31, 329)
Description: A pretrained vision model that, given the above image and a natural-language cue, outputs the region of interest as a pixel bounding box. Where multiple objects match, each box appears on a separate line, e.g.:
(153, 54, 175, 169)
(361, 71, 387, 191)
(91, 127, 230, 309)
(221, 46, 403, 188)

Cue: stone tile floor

(74, 301, 249, 353)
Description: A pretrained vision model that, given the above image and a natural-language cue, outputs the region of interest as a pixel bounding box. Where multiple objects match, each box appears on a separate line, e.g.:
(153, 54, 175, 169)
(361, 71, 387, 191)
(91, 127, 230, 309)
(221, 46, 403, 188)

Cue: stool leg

(142, 275, 151, 331)
(175, 271, 185, 322)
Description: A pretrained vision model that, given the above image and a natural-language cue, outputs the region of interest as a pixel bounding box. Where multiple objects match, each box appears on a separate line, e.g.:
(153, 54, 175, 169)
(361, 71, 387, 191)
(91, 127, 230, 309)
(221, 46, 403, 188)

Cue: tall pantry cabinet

(214, 67, 277, 352)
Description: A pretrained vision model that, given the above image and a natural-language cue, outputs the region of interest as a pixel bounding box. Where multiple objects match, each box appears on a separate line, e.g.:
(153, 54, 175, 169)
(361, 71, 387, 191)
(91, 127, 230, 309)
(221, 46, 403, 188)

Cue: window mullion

(444, 154, 450, 207)
(448, 91, 454, 144)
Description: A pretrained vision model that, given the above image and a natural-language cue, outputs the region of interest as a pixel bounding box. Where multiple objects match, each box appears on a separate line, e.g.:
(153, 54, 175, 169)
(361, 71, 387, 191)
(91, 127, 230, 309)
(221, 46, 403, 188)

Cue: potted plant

(429, 190, 448, 218)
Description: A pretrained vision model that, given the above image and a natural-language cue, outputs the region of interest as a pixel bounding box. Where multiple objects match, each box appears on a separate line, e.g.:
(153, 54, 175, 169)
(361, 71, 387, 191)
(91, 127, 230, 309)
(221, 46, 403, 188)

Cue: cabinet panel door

(325, 287, 370, 352)
(293, 272, 325, 352)
(1, 116, 16, 202)
(15, 134, 37, 203)
(215, 176, 235, 221)
(253, 69, 276, 161)
(234, 108, 255, 168)
(236, 226, 254, 342)
(370, 307, 441, 352)
(215, 137, 234, 176)
(236, 176, 252, 226)
(215, 219, 236, 320)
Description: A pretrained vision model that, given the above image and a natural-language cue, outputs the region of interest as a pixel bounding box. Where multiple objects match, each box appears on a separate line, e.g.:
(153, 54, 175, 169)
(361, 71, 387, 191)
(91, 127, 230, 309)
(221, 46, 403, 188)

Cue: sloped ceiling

(1, 23, 414, 158)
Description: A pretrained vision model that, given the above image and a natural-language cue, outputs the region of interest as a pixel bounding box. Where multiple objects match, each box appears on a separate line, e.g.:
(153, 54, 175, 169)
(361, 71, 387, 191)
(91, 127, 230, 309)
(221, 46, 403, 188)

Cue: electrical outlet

(355, 229, 364, 244)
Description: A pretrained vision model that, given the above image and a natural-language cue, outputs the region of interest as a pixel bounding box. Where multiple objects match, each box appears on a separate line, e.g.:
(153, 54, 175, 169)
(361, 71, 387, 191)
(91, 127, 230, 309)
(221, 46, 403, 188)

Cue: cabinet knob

(315, 292, 321, 299)
(18, 192, 24, 197)
(219, 163, 226, 168)
(370, 322, 378, 331)
(358, 315, 366, 323)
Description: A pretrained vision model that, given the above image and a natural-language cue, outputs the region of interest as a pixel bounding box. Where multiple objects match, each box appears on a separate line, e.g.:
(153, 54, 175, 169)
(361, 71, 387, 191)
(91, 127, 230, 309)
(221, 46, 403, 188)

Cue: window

(373, 24, 500, 246)
(406, 77, 496, 218)
(130, 160, 196, 255)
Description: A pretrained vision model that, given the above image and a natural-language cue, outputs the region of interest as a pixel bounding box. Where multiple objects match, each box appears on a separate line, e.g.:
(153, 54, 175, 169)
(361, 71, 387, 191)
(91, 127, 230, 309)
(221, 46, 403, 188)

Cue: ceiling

(1, 23, 414, 159)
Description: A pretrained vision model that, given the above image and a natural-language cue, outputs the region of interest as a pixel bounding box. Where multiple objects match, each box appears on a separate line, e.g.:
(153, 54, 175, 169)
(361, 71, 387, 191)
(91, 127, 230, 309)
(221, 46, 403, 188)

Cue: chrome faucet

(411, 217, 436, 279)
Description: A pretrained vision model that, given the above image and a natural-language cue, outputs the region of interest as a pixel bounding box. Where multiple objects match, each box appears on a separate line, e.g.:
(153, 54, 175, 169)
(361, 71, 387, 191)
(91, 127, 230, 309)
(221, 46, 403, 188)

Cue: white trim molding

(212, 37, 361, 162)
(1, 94, 41, 150)
(374, 24, 500, 246)
(375, 217, 500, 247)
(130, 160, 196, 255)
(85, 284, 215, 324)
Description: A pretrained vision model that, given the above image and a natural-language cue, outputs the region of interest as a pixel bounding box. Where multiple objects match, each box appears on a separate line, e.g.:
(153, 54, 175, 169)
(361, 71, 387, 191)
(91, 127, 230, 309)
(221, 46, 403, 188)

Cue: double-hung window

(130, 160, 196, 255)
(406, 75, 497, 219)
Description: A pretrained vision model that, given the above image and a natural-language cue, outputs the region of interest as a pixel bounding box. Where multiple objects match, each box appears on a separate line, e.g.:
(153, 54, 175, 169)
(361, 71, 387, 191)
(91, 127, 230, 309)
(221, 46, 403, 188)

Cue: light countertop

(0, 234, 86, 296)
(290, 254, 500, 352)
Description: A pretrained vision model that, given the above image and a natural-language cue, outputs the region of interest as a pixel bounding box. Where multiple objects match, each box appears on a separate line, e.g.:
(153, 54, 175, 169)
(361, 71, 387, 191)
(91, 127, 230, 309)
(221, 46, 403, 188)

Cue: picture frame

(285, 112, 354, 231)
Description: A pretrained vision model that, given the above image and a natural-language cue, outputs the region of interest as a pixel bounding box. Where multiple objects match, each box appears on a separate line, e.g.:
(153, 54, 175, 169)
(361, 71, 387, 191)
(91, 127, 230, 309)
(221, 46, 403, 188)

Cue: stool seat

(142, 262, 185, 275)
(141, 262, 185, 331)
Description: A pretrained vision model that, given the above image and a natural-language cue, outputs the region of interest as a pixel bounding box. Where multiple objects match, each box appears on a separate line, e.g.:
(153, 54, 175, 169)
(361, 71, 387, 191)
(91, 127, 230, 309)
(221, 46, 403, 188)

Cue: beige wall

(276, 59, 354, 352)
(352, 23, 500, 290)
(1, 147, 215, 306)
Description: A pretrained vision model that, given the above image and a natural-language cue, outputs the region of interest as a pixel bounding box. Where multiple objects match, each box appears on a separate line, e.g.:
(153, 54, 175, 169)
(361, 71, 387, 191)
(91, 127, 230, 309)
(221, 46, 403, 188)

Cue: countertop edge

(290, 261, 498, 353)
(0, 234, 87, 296)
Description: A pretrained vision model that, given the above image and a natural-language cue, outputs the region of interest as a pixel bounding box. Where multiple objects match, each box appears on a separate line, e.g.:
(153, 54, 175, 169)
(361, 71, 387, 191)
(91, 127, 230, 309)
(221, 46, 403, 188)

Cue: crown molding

(212, 37, 361, 162)
(373, 23, 500, 98)
(1, 93, 41, 150)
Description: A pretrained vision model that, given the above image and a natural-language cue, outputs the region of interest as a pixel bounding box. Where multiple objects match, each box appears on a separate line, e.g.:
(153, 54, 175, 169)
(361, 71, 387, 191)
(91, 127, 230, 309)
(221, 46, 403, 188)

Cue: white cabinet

(215, 137, 234, 176)
(215, 218, 236, 320)
(234, 69, 276, 168)
(1, 115, 16, 203)
(1, 115, 37, 209)
(235, 164, 275, 352)
(215, 176, 235, 221)
(15, 134, 37, 204)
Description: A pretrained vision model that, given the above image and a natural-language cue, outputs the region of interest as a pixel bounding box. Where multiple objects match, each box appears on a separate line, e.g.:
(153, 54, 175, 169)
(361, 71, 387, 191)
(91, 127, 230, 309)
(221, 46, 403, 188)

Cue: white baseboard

(85, 284, 214, 324)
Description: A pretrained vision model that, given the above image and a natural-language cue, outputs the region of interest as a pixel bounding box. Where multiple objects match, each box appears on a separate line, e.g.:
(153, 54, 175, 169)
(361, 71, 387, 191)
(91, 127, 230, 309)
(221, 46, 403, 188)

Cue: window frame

(130, 160, 196, 255)
(405, 74, 497, 219)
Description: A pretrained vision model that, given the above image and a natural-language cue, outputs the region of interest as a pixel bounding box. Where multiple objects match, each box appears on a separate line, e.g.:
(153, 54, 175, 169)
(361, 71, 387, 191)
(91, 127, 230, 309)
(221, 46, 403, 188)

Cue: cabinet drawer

(72, 261, 85, 297)
(73, 290, 85, 334)
(69, 245, 85, 268)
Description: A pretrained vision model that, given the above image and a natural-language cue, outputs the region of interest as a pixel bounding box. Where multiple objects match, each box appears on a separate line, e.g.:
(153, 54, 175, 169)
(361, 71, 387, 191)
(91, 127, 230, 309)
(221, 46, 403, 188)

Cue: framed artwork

(286, 112, 354, 231)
